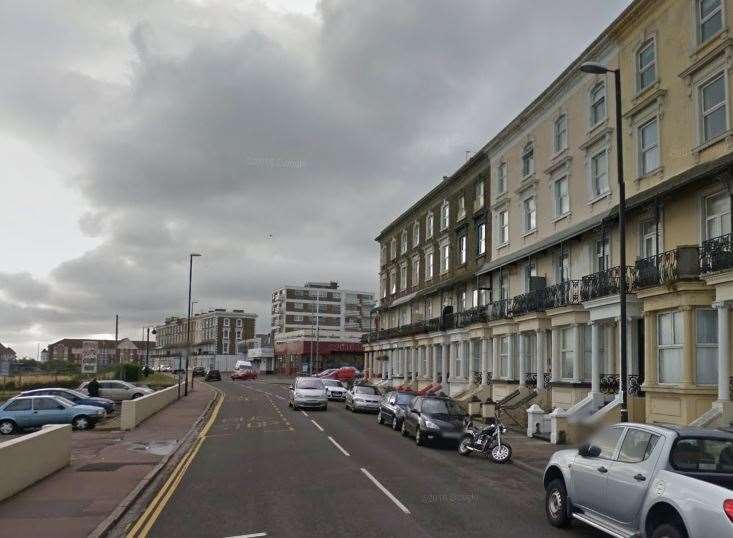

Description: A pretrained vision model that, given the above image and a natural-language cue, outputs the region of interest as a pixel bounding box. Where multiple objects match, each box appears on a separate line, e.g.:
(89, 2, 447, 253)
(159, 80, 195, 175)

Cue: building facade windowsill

(522, 228, 537, 238)
(587, 191, 611, 206)
(692, 130, 733, 155)
(552, 212, 571, 224)
(496, 242, 510, 251)
(635, 165, 664, 182)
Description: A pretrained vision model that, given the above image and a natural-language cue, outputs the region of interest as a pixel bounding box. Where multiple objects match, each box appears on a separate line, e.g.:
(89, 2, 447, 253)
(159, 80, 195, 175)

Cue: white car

(159, 365, 172, 373)
(322, 379, 347, 401)
(288, 377, 328, 411)
(78, 380, 154, 401)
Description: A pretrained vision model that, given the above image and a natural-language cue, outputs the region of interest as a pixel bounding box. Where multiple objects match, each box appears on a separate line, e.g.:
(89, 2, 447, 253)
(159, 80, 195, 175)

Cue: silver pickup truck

(543, 423, 733, 537)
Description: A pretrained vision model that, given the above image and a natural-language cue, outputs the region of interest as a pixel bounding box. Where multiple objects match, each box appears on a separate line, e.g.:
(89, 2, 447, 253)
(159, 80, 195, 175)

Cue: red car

(231, 369, 257, 380)
(323, 367, 360, 382)
(314, 368, 337, 378)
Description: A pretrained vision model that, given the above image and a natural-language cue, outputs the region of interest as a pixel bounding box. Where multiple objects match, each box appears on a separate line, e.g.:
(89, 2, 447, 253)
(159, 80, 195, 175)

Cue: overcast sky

(0, 0, 631, 358)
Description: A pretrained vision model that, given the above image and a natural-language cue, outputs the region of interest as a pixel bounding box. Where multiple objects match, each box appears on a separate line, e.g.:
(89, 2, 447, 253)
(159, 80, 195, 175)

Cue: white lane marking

(328, 436, 350, 456)
(224, 533, 267, 538)
(300, 410, 309, 417)
(273, 395, 286, 400)
(360, 468, 411, 514)
(311, 419, 324, 432)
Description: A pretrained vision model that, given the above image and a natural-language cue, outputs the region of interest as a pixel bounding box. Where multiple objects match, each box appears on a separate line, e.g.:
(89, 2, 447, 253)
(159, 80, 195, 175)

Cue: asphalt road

(147, 378, 603, 538)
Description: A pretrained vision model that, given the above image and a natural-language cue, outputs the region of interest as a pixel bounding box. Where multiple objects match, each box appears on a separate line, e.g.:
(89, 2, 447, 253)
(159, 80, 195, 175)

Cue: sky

(0, 0, 632, 359)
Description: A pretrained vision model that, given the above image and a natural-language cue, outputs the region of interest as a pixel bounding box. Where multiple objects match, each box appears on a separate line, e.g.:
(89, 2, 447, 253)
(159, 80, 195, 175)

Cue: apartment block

(363, 0, 733, 441)
(46, 338, 153, 366)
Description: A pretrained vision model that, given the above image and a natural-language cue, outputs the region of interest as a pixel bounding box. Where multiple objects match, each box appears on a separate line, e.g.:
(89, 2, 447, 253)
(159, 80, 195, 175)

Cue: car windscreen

(421, 399, 464, 416)
(670, 437, 733, 473)
(396, 393, 416, 405)
(297, 380, 324, 390)
(354, 386, 377, 395)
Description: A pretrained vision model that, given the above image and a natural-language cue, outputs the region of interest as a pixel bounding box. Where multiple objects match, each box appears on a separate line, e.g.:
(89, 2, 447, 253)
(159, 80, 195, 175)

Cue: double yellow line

(127, 390, 225, 537)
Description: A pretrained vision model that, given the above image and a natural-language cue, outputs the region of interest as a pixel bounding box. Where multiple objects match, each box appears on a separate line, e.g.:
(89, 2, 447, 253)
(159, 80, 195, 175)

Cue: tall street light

(185, 253, 202, 396)
(580, 61, 628, 422)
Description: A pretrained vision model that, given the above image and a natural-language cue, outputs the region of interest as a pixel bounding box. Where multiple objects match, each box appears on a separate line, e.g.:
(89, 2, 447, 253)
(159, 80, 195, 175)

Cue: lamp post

(580, 62, 628, 422)
(185, 253, 202, 396)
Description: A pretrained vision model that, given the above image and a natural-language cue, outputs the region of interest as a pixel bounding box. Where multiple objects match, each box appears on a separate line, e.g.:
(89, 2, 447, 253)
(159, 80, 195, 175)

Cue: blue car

(0, 395, 105, 434)
(20, 388, 115, 414)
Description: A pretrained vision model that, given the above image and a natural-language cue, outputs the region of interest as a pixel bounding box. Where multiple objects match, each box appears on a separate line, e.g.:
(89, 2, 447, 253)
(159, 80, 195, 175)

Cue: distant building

(238, 333, 275, 374)
(46, 338, 153, 366)
(0, 342, 16, 362)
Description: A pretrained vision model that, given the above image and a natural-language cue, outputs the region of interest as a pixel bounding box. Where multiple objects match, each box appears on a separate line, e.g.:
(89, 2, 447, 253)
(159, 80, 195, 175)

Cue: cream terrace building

(364, 0, 733, 441)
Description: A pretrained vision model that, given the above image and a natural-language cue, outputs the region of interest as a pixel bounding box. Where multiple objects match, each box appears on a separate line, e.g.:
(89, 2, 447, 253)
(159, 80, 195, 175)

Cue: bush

(115, 363, 141, 382)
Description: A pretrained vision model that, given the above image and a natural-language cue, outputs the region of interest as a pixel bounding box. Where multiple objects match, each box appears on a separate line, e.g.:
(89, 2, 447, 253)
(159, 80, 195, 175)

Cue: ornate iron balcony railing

(525, 372, 537, 388)
(453, 306, 488, 328)
(542, 280, 582, 309)
(700, 233, 733, 273)
(510, 290, 546, 317)
(599, 373, 619, 394)
(488, 299, 511, 321)
(635, 246, 699, 289)
(581, 265, 635, 301)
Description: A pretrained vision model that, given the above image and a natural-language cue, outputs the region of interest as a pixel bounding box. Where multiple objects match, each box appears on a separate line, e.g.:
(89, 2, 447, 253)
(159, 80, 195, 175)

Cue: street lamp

(580, 62, 628, 422)
(185, 253, 202, 396)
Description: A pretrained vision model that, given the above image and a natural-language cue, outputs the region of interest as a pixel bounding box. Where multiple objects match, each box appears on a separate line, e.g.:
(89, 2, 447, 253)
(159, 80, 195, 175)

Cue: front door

(32, 397, 68, 425)
(571, 426, 625, 513)
(604, 428, 663, 526)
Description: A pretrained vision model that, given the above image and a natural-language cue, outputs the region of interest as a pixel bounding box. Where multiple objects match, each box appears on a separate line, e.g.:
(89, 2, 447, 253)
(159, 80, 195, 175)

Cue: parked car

(323, 366, 361, 382)
(78, 380, 154, 401)
(0, 395, 105, 434)
(288, 377, 327, 410)
(231, 369, 257, 380)
(345, 385, 381, 413)
(205, 369, 222, 381)
(158, 365, 172, 372)
(322, 379, 347, 400)
(192, 366, 206, 377)
(543, 423, 733, 538)
(377, 390, 416, 430)
(401, 396, 466, 446)
(314, 368, 337, 378)
(19, 388, 115, 414)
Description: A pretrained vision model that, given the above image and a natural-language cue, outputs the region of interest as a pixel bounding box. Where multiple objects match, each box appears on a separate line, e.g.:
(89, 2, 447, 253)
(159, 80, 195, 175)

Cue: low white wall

(0, 424, 71, 501)
(120, 383, 183, 430)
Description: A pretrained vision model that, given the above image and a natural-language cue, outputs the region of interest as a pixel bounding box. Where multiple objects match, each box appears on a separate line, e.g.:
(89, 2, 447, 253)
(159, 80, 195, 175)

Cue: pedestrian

(88, 377, 100, 397)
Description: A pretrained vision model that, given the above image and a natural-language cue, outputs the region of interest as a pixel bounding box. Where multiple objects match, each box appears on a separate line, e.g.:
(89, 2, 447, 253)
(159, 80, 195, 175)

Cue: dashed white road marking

(300, 410, 309, 417)
(360, 468, 411, 514)
(310, 419, 324, 432)
(224, 533, 267, 538)
(328, 436, 350, 456)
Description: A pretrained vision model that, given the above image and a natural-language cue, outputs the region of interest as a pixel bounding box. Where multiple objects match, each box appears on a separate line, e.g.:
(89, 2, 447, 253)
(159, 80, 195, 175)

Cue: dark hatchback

(205, 369, 222, 381)
(377, 391, 416, 431)
(401, 396, 466, 447)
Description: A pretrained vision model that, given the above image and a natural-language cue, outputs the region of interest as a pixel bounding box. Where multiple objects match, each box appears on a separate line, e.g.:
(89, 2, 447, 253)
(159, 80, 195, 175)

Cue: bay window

(696, 308, 718, 384)
(560, 327, 574, 379)
(499, 336, 510, 378)
(657, 311, 683, 383)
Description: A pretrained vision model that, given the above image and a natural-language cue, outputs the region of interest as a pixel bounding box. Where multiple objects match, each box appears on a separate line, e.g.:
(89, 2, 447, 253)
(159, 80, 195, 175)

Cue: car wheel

(651, 524, 686, 538)
(392, 416, 399, 431)
(72, 415, 91, 430)
(415, 427, 424, 446)
(131, 393, 143, 400)
(545, 479, 570, 528)
(377, 410, 384, 424)
(0, 419, 16, 435)
(401, 421, 409, 437)
(458, 435, 472, 456)
(489, 441, 512, 463)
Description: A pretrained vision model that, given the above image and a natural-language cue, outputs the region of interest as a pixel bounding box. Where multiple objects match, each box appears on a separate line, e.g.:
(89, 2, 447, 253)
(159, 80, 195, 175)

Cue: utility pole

(185, 253, 202, 396)
(314, 290, 320, 374)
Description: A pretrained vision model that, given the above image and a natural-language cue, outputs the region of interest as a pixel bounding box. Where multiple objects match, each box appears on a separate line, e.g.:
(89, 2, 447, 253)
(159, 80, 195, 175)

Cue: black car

(401, 396, 466, 447)
(377, 391, 416, 431)
(205, 369, 221, 381)
(192, 366, 206, 377)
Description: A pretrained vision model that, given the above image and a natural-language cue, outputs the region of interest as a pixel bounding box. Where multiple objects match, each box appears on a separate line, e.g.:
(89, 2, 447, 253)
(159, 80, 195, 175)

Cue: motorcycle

(457, 414, 512, 463)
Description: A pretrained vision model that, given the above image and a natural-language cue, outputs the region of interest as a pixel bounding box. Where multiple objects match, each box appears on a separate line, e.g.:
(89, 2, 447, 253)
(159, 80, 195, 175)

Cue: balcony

(542, 280, 582, 309)
(510, 290, 546, 317)
(580, 266, 635, 302)
(452, 306, 488, 328)
(634, 246, 700, 289)
(700, 233, 733, 274)
(487, 299, 510, 321)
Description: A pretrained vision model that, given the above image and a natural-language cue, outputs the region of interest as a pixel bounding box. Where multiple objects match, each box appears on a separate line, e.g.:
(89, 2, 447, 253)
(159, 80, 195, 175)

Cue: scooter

(457, 413, 512, 463)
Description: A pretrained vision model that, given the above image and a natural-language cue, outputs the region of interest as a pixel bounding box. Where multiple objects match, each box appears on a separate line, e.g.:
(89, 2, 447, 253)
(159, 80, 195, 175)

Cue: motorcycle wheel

(458, 435, 472, 456)
(489, 441, 512, 463)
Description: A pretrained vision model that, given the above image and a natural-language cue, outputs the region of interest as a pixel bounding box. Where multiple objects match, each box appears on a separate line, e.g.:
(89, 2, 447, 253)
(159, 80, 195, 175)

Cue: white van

(234, 360, 254, 371)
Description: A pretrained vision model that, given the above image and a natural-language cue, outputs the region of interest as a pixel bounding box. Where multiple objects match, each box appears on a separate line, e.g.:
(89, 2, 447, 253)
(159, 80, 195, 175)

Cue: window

(524, 261, 537, 292)
(696, 308, 718, 384)
(474, 181, 485, 210)
(458, 235, 467, 265)
(440, 243, 450, 273)
(223, 328, 229, 338)
(700, 73, 727, 143)
(521, 332, 536, 376)
(476, 222, 486, 255)
(705, 192, 731, 240)
(236, 330, 242, 340)
(380, 275, 387, 298)
(641, 221, 659, 258)
(590, 83, 607, 126)
(595, 238, 610, 272)
(426, 251, 434, 280)
(671, 437, 733, 472)
(458, 290, 467, 311)
(499, 335, 511, 378)
(400, 229, 408, 254)
(223, 342, 229, 353)
(523, 196, 536, 232)
(5, 399, 31, 411)
(554, 176, 570, 216)
(33, 397, 63, 410)
(499, 274, 509, 301)
(380, 243, 387, 264)
(560, 327, 574, 379)
(236, 319, 242, 327)
(588, 427, 625, 460)
(591, 148, 609, 196)
(425, 300, 433, 319)
(639, 118, 660, 175)
(457, 196, 466, 220)
(413, 222, 420, 246)
(412, 258, 420, 288)
(699, 0, 723, 43)
(390, 269, 397, 294)
(440, 201, 450, 230)
(549, 115, 567, 155)
(390, 238, 397, 259)
(497, 162, 507, 194)
(426, 212, 434, 238)
(400, 264, 407, 291)
(522, 143, 534, 177)
(658, 311, 683, 383)
(557, 249, 570, 282)
(582, 325, 605, 382)
(637, 39, 656, 91)
(224, 318, 230, 327)
(498, 209, 509, 245)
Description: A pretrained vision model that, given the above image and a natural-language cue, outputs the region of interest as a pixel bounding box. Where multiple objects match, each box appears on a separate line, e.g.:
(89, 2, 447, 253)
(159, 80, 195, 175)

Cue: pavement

(0, 383, 216, 538)
(131, 377, 602, 538)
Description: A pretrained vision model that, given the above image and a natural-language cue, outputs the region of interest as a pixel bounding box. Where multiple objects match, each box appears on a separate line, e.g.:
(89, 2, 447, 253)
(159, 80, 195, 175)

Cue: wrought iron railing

(472, 371, 482, 385)
(627, 374, 644, 396)
(525, 372, 537, 388)
(453, 306, 488, 328)
(542, 280, 582, 309)
(581, 266, 635, 301)
(488, 299, 511, 321)
(700, 233, 733, 273)
(600, 373, 620, 394)
(510, 290, 546, 317)
(635, 247, 699, 289)
(543, 372, 552, 388)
